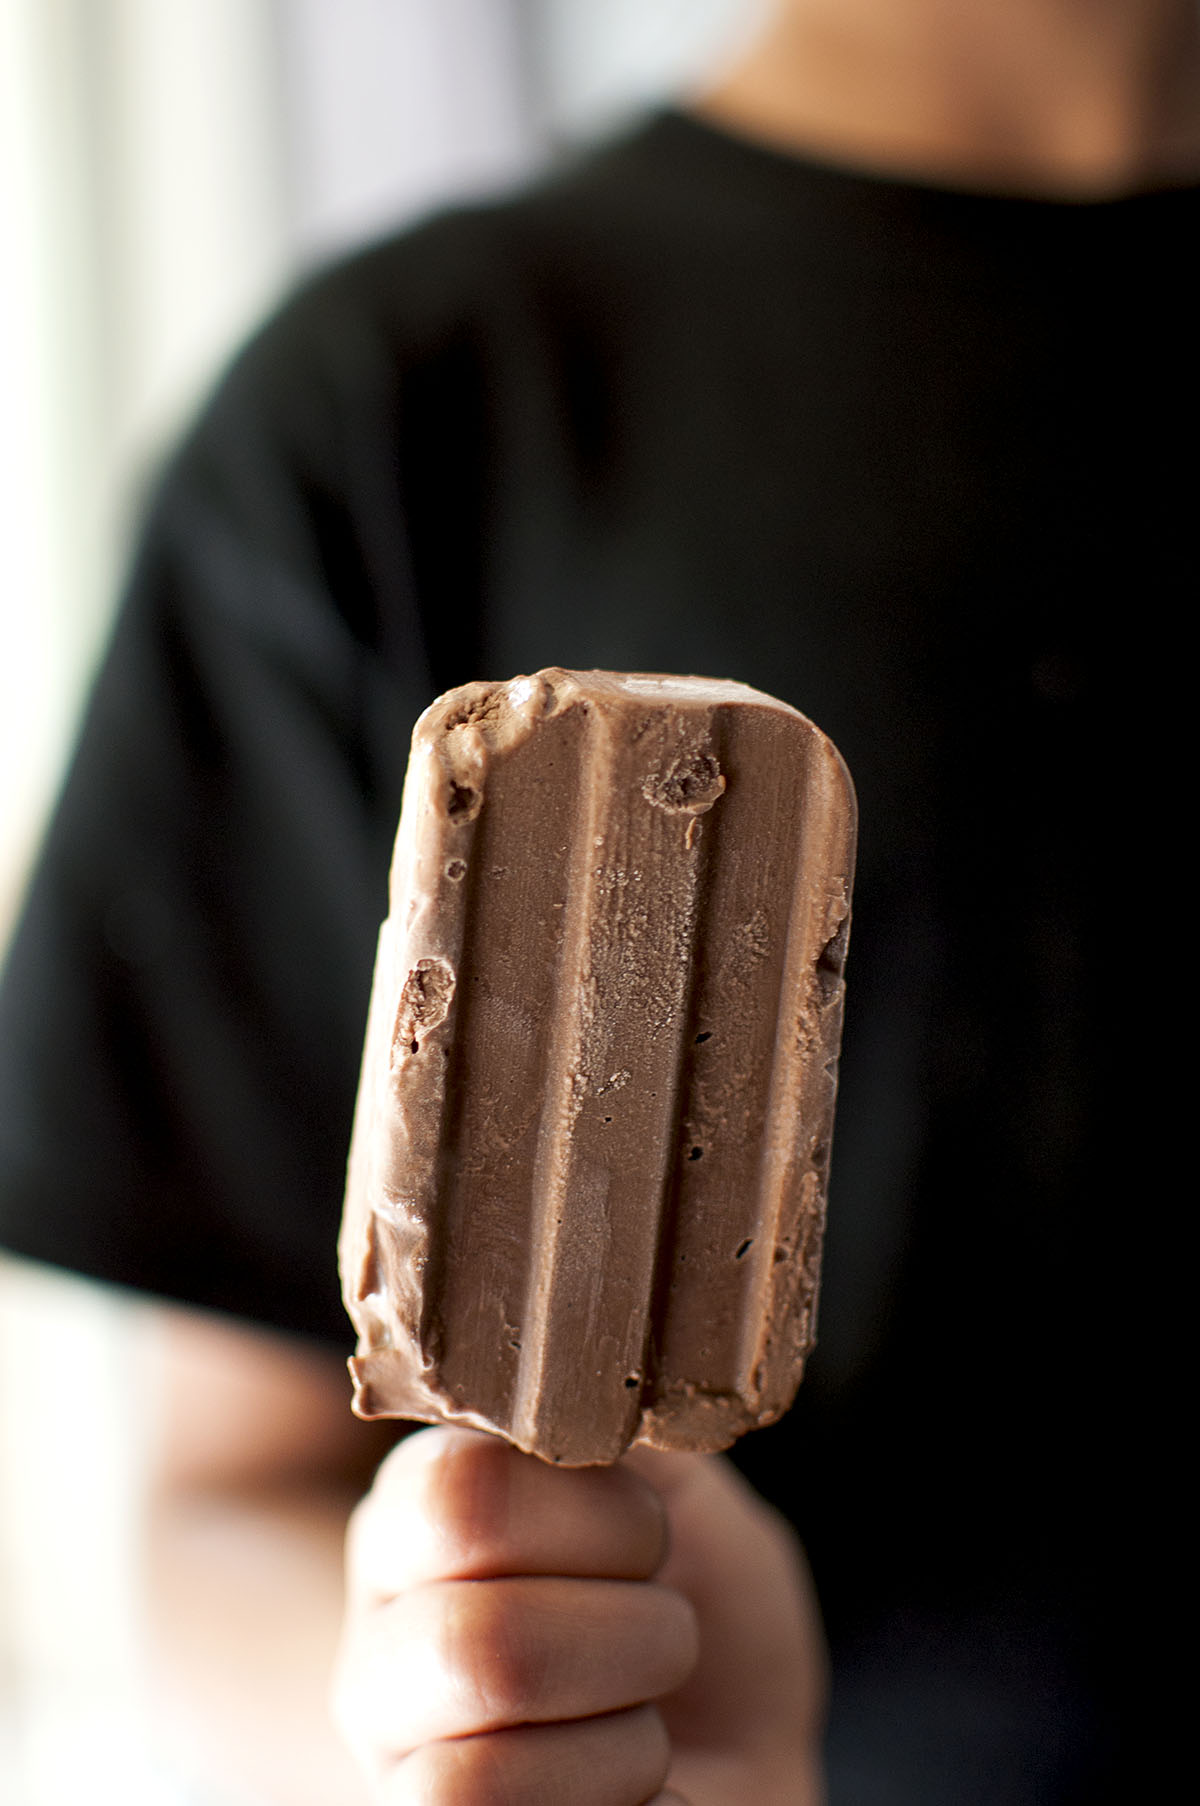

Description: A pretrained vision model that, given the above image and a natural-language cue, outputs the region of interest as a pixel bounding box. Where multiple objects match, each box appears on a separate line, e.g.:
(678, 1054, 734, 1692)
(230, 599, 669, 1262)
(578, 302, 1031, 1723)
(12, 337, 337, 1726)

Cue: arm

(144, 1304, 396, 1805)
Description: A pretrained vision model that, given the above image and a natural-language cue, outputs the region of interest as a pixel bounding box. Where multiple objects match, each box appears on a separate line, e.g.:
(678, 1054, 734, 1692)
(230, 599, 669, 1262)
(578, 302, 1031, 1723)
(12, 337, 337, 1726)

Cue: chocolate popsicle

(339, 669, 855, 1465)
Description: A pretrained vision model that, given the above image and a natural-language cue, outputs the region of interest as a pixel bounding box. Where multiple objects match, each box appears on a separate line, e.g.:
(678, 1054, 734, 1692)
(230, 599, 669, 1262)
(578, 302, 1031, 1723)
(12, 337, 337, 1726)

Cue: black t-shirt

(1, 111, 1193, 1795)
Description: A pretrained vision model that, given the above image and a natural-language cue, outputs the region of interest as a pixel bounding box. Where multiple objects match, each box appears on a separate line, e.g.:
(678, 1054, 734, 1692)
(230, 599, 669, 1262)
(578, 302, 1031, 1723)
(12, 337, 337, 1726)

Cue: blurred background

(0, 3, 761, 1800)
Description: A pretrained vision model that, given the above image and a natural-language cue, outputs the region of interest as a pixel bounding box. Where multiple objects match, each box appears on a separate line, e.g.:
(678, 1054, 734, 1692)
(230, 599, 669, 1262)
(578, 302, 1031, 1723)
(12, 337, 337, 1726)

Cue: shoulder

(151, 114, 699, 556)
(220, 115, 688, 401)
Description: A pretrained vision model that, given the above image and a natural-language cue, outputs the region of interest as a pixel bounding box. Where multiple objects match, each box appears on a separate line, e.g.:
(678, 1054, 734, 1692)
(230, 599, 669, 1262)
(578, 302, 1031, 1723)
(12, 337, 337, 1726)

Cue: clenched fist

(333, 1427, 826, 1804)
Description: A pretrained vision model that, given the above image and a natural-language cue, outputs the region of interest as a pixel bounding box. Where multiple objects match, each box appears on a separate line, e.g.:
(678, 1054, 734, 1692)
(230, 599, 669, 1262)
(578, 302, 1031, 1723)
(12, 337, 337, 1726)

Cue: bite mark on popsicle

(392, 958, 456, 1061)
(642, 751, 726, 814)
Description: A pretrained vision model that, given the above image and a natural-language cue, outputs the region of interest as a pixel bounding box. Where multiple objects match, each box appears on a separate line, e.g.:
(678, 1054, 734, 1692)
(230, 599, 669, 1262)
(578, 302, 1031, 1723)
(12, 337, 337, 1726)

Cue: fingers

(335, 1572, 698, 1759)
(348, 1427, 669, 1601)
(380, 1705, 671, 1804)
(621, 1448, 828, 1794)
(335, 1427, 703, 1799)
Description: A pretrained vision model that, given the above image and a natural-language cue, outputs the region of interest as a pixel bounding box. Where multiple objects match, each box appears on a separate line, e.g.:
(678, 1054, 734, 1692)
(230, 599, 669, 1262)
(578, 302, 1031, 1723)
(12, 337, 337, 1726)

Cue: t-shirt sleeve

(0, 275, 437, 1341)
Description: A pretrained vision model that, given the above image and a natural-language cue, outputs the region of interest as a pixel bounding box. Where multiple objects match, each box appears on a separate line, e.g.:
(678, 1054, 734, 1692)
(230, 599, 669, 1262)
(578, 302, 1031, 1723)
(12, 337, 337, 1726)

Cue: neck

(698, 0, 1200, 196)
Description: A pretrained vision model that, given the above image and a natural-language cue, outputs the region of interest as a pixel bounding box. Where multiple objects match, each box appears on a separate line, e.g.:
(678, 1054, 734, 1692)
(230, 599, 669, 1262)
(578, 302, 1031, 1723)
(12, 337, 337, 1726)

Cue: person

(2, 0, 1196, 1798)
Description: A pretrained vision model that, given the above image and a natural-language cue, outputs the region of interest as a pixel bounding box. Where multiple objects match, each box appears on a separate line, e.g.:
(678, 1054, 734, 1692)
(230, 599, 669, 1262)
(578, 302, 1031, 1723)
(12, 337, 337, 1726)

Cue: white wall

(279, 0, 539, 262)
(534, 0, 764, 137)
(0, 0, 289, 943)
(0, 0, 755, 941)
(0, 4, 754, 1799)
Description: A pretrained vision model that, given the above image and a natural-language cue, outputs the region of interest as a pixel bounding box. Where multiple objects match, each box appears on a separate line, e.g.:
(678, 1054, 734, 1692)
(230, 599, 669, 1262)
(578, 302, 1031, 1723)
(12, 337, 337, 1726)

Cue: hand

(332, 1426, 826, 1804)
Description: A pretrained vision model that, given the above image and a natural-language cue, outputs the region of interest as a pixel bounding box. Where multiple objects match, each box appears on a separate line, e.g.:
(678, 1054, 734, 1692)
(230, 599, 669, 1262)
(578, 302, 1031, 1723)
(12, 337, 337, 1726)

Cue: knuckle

(444, 1585, 546, 1725)
(425, 1431, 515, 1571)
(665, 1588, 701, 1683)
(348, 1427, 514, 1602)
(394, 1736, 510, 1806)
(593, 1465, 670, 1577)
